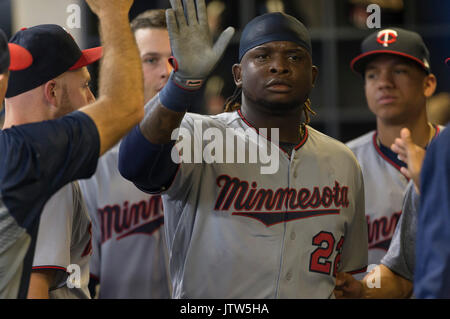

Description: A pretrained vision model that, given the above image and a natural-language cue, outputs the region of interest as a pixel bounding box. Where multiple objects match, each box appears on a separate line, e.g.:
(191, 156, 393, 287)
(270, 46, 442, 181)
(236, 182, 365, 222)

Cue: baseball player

(2, 23, 101, 299)
(335, 28, 446, 298)
(335, 126, 445, 299)
(118, 0, 368, 298)
(79, 9, 172, 299)
(0, 0, 144, 299)
(345, 28, 443, 272)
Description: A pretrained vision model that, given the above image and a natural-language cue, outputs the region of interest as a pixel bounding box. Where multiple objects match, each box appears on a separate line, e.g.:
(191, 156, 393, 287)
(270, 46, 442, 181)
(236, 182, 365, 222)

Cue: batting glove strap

(159, 72, 203, 112)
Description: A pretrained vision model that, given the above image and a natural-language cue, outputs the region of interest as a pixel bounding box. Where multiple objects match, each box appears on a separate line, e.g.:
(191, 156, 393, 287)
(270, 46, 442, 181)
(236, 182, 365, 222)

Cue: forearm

(81, 7, 144, 155)
(96, 11, 143, 108)
(361, 265, 412, 298)
(139, 94, 186, 144)
(27, 270, 53, 299)
(119, 123, 178, 191)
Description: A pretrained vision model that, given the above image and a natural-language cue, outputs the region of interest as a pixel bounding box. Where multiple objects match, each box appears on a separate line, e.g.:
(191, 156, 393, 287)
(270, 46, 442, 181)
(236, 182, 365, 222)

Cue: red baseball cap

(351, 27, 431, 75)
(6, 24, 102, 98)
(8, 43, 33, 71)
(1, 29, 32, 73)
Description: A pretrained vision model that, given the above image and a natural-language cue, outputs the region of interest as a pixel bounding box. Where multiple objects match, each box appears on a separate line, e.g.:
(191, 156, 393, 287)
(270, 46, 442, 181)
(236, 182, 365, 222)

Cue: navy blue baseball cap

(0, 29, 33, 74)
(6, 24, 102, 98)
(239, 12, 312, 62)
(351, 27, 431, 75)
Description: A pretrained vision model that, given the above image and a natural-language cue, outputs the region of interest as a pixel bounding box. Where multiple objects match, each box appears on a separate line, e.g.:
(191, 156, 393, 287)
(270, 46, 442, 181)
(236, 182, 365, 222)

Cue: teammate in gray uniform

(0, 0, 145, 299)
(119, 0, 368, 298)
(79, 9, 172, 299)
(334, 128, 444, 298)
(335, 28, 445, 299)
(345, 28, 441, 275)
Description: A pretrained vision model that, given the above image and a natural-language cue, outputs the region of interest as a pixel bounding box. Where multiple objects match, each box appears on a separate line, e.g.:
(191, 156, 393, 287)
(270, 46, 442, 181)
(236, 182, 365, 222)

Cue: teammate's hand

(85, 0, 134, 17)
(334, 272, 364, 299)
(166, 0, 235, 89)
(391, 128, 425, 194)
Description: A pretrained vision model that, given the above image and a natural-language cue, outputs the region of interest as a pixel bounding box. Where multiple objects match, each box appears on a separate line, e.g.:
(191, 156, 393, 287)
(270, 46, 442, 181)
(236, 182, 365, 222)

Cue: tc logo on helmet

(377, 29, 398, 47)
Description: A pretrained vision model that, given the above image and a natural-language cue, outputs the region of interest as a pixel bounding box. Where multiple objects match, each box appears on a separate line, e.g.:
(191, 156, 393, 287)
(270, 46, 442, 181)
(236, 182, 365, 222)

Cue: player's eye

(144, 57, 157, 64)
(365, 72, 376, 80)
(256, 54, 268, 60)
(288, 55, 300, 62)
(394, 68, 408, 74)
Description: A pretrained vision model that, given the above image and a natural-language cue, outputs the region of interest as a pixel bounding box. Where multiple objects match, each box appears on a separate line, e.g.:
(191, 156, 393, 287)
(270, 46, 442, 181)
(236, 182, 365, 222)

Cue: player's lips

(377, 95, 398, 104)
(265, 79, 292, 92)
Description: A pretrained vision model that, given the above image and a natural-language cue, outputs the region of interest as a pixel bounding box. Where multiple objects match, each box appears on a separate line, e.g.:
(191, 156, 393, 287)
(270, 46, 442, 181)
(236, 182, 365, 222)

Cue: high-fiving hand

(166, 0, 235, 90)
(85, 0, 134, 17)
(391, 128, 426, 193)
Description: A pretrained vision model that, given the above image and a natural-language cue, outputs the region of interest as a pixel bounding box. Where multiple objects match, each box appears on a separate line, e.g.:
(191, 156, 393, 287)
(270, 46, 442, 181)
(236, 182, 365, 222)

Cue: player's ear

(423, 73, 437, 98)
(43, 80, 58, 106)
(311, 65, 318, 88)
(232, 64, 242, 88)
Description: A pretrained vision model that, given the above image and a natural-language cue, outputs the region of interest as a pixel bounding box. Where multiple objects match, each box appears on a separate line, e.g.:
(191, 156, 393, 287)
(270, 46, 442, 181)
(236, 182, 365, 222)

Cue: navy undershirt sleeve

(119, 125, 178, 194)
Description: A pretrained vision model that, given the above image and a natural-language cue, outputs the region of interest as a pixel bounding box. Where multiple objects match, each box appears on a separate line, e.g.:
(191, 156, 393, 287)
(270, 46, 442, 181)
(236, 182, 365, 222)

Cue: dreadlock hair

(223, 87, 316, 126)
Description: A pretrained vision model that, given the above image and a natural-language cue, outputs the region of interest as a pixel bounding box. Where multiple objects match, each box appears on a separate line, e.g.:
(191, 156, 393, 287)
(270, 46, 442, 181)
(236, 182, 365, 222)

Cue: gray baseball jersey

(160, 110, 368, 298)
(79, 143, 171, 299)
(346, 127, 442, 269)
(381, 180, 418, 282)
(32, 182, 91, 299)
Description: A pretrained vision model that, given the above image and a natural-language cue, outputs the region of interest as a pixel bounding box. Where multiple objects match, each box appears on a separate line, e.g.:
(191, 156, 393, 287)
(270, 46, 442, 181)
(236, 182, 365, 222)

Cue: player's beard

(54, 85, 77, 119)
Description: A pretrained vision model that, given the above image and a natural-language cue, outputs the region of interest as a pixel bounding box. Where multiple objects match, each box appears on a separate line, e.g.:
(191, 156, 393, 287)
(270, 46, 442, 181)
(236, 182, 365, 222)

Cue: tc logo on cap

(377, 29, 398, 47)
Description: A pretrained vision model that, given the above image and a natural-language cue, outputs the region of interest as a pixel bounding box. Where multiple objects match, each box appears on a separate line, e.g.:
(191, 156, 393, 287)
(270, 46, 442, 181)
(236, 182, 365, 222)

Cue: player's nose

(377, 70, 395, 88)
(269, 55, 290, 74)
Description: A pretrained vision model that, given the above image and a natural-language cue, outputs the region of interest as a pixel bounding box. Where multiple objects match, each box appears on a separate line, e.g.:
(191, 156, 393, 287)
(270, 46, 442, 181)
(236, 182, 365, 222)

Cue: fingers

(400, 127, 412, 141)
(400, 167, 412, 179)
(391, 141, 407, 159)
(213, 27, 235, 56)
(166, 9, 180, 36)
(196, 0, 208, 26)
(169, 0, 187, 28)
(335, 271, 350, 287)
(333, 289, 344, 298)
(400, 128, 415, 152)
(183, 0, 198, 25)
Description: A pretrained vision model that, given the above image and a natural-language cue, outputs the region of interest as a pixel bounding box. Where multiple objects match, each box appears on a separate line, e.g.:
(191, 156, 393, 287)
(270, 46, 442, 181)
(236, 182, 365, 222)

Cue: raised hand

(166, 0, 235, 89)
(85, 0, 134, 17)
(391, 128, 426, 193)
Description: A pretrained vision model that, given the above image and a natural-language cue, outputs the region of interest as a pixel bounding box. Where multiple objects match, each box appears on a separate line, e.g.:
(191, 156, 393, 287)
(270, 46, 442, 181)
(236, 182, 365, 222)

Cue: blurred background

(1, 0, 449, 142)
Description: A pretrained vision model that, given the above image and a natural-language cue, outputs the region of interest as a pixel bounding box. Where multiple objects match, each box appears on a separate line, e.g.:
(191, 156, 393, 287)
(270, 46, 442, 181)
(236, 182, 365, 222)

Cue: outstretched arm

(79, 0, 144, 156)
(119, 0, 234, 188)
(139, 0, 234, 143)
